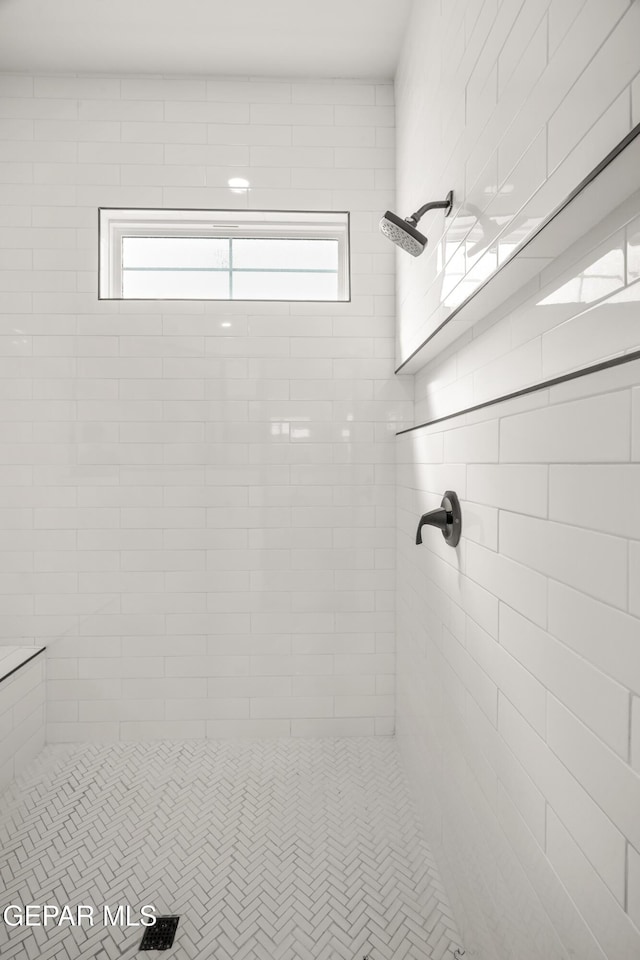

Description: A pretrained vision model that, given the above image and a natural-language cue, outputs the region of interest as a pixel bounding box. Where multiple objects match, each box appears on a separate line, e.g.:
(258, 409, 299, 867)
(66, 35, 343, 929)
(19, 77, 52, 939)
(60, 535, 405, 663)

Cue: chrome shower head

(379, 211, 427, 257)
(379, 190, 454, 257)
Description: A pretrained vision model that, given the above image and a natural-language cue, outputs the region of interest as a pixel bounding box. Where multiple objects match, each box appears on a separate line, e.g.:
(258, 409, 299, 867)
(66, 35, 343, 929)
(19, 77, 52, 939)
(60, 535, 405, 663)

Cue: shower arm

(406, 190, 454, 225)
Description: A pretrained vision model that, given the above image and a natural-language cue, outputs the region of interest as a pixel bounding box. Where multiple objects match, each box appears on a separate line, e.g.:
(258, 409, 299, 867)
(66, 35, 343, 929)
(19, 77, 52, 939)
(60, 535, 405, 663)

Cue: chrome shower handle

(415, 491, 462, 548)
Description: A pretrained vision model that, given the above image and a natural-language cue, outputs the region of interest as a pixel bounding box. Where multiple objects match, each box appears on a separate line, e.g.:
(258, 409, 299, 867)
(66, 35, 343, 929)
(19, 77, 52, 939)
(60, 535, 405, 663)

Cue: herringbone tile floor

(0, 738, 462, 960)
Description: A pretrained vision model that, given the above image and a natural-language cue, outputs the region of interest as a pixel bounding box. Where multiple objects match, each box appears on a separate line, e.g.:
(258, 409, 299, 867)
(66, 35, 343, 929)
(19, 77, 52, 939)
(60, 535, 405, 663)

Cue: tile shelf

(396, 120, 640, 376)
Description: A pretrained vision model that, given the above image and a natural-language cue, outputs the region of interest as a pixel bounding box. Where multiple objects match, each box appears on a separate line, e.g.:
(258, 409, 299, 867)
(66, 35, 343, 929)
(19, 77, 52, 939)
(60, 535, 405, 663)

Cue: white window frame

(98, 208, 350, 301)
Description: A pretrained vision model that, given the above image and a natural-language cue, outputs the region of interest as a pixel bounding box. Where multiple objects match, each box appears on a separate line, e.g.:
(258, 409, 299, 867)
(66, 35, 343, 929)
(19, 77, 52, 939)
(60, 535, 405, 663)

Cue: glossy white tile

(500, 604, 629, 757)
(500, 510, 628, 609)
(499, 698, 627, 905)
(549, 580, 640, 693)
(631, 697, 640, 775)
(546, 810, 640, 959)
(0, 74, 402, 741)
(500, 392, 631, 462)
(547, 696, 640, 848)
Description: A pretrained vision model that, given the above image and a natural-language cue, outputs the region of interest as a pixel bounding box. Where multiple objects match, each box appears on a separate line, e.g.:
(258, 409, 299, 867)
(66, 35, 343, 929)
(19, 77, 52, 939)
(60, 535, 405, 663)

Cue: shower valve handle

(415, 491, 462, 548)
(415, 508, 451, 542)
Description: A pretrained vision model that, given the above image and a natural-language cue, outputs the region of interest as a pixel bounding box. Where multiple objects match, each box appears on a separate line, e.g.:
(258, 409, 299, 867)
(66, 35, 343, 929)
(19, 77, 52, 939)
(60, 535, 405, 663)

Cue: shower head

(379, 211, 428, 257)
(379, 190, 454, 257)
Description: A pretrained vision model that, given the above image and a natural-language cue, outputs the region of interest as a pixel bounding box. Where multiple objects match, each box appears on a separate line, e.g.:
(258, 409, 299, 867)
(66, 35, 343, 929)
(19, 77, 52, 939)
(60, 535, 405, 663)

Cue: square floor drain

(139, 916, 180, 950)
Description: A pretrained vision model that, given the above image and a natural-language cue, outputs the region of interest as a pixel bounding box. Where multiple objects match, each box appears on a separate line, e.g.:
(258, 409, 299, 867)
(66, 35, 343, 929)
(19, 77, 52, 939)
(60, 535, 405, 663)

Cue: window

(99, 208, 350, 301)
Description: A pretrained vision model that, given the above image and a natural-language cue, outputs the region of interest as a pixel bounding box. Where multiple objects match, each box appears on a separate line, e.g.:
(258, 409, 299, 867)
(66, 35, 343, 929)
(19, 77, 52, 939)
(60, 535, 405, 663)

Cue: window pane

(122, 269, 230, 299)
(122, 237, 229, 269)
(232, 238, 338, 270)
(101, 210, 349, 300)
(232, 270, 338, 300)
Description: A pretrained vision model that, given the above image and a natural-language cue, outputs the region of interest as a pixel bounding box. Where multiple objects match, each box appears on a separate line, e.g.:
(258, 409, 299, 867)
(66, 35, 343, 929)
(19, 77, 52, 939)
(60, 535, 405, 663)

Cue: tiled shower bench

(0, 646, 46, 792)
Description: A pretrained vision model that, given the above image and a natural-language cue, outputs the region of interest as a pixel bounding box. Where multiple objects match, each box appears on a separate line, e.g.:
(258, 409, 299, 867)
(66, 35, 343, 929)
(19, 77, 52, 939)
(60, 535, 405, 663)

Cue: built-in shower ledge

(396, 120, 640, 376)
(0, 645, 46, 684)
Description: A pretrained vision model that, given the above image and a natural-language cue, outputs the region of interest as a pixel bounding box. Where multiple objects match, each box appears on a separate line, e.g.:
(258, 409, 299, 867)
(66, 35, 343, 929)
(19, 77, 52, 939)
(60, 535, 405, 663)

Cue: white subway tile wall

(395, 3, 640, 957)
(0, 75, 412, 740)
(397, 353, 640, 959)
(394, 0, 640, 366)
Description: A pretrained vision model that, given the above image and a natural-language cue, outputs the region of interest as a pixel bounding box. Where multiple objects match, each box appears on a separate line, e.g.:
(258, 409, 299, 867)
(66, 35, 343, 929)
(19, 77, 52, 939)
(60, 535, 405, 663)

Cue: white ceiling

(0, 0, 412, 79)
